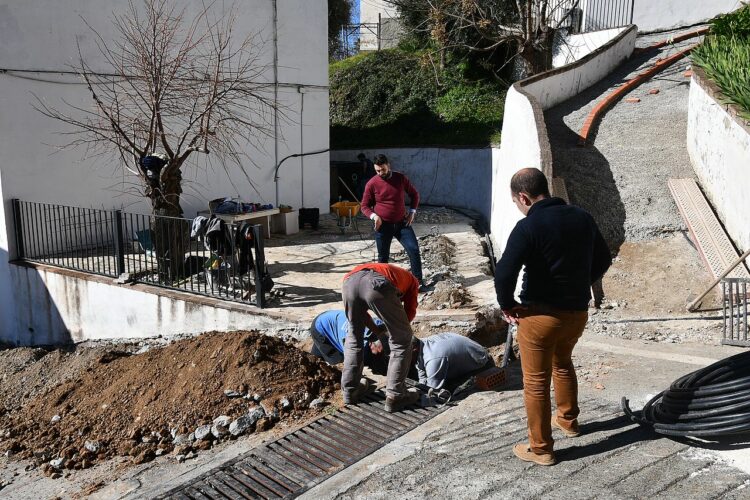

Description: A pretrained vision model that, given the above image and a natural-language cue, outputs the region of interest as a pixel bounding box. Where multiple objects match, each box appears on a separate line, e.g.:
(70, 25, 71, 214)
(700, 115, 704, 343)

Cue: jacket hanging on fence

(190, 216, 274, 290)
(236, 222, 255, 276)
(191, 215, 232, 256)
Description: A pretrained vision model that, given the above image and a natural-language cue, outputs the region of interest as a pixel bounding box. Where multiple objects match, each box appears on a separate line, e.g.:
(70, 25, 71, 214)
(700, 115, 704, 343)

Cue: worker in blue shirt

(310, 310, 389, 375)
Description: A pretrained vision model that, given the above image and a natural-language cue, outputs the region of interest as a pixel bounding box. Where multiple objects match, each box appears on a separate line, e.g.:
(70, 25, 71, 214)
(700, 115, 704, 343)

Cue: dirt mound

(0, 332, 340, 473)
(0, 346, 117, 416)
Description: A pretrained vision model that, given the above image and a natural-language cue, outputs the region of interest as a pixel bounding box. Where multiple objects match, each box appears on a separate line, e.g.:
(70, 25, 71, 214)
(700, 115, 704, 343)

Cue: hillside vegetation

(330, 48, 506, 148)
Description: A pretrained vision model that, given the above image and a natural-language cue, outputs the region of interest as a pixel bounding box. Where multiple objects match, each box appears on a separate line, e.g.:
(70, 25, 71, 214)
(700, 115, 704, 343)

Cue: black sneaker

(418, 282, 429, 293)
(384, 390, 420, 412)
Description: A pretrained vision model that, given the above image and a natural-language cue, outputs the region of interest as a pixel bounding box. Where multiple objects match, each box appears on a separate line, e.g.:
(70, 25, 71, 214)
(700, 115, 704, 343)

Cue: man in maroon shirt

(361, 154, 424, 289)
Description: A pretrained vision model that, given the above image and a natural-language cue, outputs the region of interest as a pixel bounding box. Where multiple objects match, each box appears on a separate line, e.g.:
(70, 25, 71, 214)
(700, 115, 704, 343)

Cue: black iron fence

(723, 278, 750, 347)
(11, 199, 269, 308)
(548, 0, 634, 33)
(581, 0, 634, 32)
(336, 22, 380, 59)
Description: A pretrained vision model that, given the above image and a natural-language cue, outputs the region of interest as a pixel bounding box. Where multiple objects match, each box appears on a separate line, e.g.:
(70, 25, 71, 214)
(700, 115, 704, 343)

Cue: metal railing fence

(11, 199, 268, 308)
(723, 278, 750, 347)
(581, 0, 634, 32)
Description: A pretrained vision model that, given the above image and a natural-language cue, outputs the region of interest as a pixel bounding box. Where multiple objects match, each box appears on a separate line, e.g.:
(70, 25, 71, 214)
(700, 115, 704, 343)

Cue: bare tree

(35, 0, 276, 280)
(388, 0, 581, 77)
(38, 0, 275, 218)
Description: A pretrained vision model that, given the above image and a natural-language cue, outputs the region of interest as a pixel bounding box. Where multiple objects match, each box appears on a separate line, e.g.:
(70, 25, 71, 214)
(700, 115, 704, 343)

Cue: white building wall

(0, 0, 329, 344)
(359, 0, 399, 51)
(687, 72, 750, 253)
(0, 176, 19, 343)
(360, 0, 399, 24)
(632, 0, 740, 33)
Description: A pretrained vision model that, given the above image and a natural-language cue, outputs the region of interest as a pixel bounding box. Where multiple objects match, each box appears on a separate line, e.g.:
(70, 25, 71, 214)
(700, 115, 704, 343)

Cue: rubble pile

(393, 233, 471, 310)
(0, 332, 339, 476)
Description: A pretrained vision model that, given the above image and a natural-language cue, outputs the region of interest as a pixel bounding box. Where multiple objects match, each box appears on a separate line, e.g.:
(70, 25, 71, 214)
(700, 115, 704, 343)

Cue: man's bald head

(510, 168, 550, 199)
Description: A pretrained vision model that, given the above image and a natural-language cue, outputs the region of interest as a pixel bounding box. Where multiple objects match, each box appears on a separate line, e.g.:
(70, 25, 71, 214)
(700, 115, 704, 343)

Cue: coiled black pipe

(622, 350, 750, 437)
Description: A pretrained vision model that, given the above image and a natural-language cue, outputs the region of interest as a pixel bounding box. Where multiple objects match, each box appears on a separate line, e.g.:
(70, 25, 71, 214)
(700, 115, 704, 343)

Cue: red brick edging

(578, 27, 710, 146)
(578, 43, 699, 146)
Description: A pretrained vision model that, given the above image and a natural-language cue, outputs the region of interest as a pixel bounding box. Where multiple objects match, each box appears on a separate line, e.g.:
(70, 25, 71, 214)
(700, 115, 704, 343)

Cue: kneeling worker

(415, 332, 494, 390)
(309, 309, 389, 375)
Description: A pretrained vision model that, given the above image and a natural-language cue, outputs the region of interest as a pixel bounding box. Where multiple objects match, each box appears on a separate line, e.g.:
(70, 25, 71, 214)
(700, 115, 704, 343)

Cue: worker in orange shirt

(341, 262, 420, 412)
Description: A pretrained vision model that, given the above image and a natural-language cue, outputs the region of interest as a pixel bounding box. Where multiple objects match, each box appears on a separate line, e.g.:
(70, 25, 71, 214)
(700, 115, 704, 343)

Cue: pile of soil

(0, 345, 117, 415)
(0, 332, 340, 473)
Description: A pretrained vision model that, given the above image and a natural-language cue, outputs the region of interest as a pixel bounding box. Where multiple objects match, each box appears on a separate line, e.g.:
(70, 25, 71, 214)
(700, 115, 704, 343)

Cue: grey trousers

(342, 269, 414, 399)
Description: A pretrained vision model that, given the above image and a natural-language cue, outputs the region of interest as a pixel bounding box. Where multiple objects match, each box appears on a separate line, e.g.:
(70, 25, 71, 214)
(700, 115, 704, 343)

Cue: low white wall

(633, 0, 739, 33)
(0, 177, 19, 344)
(6, 264, 301, 345)
(331, 148, 494, 222)
(490, 26, 637, 254)
(687, 68, 750, 253)
(490, 88, 544, 248)
(553, 28, 628, 68)
(525, 26, 636, 110)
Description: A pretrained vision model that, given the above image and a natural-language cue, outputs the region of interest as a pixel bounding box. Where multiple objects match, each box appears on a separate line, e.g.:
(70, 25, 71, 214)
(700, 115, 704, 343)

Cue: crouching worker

(342, 263, 420, 412)
(309, 309, 389, 376)
(414, 332, 494, 390)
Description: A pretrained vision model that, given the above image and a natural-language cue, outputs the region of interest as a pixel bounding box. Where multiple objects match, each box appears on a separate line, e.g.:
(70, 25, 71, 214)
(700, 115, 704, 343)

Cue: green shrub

(329, 49, 506, 147)
(693, 5, 750, 120)
(711, 4, 750, 38)
(435, 84, 505, 123)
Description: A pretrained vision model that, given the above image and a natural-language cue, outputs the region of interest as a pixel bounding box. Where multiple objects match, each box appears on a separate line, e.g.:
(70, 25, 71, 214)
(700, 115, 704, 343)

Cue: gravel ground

(546, 27, 706, 249)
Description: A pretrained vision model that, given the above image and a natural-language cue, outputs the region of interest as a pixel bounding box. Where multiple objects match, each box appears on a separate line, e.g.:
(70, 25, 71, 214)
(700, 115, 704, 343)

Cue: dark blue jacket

(494, 197, 611, 311)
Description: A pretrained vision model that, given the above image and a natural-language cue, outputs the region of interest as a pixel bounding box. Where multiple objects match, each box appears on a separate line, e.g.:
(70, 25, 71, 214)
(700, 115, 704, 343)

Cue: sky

(351, 0, 360, 24)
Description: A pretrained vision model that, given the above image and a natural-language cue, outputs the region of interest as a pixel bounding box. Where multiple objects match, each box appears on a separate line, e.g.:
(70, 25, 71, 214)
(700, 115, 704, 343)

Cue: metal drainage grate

(157, 390, 447, 499)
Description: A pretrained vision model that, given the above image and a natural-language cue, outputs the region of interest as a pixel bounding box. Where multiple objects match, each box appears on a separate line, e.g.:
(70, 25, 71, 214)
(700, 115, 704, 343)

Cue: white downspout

(273, 0, 280, 207)
(299, 86, 305, 207)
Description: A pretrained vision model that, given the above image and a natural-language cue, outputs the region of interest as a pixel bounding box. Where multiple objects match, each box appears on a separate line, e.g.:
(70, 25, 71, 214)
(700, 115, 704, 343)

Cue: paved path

(303, 337, 750, 499)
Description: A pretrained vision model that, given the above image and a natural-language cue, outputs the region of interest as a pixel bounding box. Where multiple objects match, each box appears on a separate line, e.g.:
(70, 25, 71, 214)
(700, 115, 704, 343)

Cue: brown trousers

(517, 306, 588, 454)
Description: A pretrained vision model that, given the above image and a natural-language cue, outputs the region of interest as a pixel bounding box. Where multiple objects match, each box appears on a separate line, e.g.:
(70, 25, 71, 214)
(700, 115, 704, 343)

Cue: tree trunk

(518, 27, 556, 77)
(151, 169, 188, 283)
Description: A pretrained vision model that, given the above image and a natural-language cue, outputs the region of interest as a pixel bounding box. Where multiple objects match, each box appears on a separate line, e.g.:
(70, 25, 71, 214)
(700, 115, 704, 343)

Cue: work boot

(384, 389, 420, 413)
(512, 443, 556, 466)
(551, 415, 581, 438)
(343, 378, 376, 405)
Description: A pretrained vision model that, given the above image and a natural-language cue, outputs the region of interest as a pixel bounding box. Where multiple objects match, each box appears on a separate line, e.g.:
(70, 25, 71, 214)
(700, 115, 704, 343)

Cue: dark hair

(510, 168, 550, 198)
(357, 153, 366, 161)
(373, 154, 389, 166)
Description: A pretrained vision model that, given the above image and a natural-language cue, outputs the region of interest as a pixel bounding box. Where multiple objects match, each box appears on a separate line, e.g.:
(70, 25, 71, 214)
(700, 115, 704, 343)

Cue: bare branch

(37, 0, 276, 216)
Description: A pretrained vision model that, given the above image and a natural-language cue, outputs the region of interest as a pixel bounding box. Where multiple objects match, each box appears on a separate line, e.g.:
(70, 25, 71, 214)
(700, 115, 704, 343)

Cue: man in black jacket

(495, 168, 611, 466)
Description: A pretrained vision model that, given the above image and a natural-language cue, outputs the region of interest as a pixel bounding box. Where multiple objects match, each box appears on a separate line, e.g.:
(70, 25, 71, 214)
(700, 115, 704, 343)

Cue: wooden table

(198, 208, 280, 239)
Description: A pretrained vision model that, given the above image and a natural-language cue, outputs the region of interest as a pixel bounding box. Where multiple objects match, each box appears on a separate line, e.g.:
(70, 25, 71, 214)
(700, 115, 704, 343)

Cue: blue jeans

(374, 221, 423, 282)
